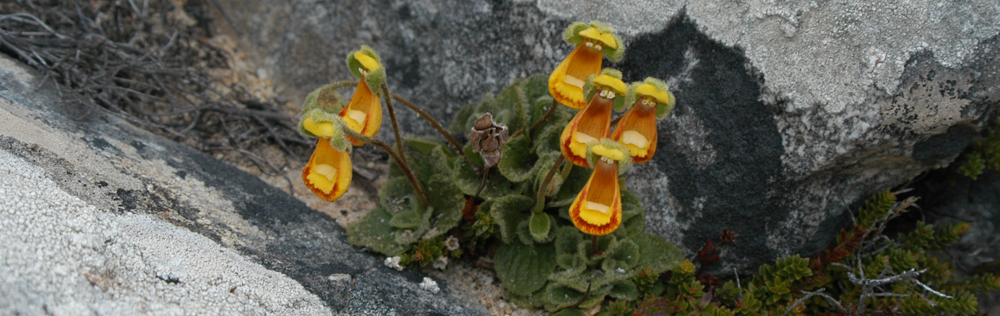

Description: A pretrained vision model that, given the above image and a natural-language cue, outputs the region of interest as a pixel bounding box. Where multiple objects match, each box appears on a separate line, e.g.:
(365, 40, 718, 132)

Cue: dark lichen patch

(616, 13, 785, 269)
(912, 124, 979, 165)
(113, 188, 140, 213)
(84, 136, 117, 153)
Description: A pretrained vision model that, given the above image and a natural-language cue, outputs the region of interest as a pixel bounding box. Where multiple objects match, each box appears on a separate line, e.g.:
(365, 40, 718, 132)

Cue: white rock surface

(0, 149, 331, 315)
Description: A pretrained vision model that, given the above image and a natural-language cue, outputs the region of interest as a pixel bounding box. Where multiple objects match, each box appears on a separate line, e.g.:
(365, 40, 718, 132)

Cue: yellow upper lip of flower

(592, 74, 627, 96)
(635, 83, 671, 105)
(591, 144, 625, 161)
(578, 27, 618, 49)
(302, 117, 335, 138)
(354, 51, 381, 72)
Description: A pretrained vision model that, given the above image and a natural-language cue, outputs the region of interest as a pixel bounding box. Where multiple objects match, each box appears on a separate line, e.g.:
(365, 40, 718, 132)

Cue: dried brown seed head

(469, 113, 509, 168)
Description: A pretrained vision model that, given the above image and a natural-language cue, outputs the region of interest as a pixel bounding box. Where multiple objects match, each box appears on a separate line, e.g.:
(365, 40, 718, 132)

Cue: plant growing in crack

(296, 22, 682, 313)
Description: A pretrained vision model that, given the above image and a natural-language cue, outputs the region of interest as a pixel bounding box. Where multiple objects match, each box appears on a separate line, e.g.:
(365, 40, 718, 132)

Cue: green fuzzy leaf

(550, 267, 634, 293)
(620, 189, 642, 222)
(529, 212, 552, 242)
(507, 290, 547, 309)
(549, 165, 591, 207)
(364, 66, 385, 95)
(394, 205, 432, 245)
(556, 253, 586, 272)
(300, 83, 346, 114)
(608, 280, 638, 301)
(498, 135, 537, 182)
(544, 283, 609, 312)
(492, 82, 528, 134)
(555, 226, 584, 257)
(532, 124, 565, 156)
(620, 212, 645, 239)
(580, 234, 618, 265)
(562, 22, 590, 44)
(379, 177, 416, 214)
(489, 194, 535, 244)
(424, 174, 464, 239)
(550, 308, 587, 316)
(518, 74, 551, 105)
(406, 146, 454, 184)
(495, 240, 557, 296)
(605, 239, 640, 272)
(388, 210, 421, 229)
(631, 232, 683, 275)
(532, 153, 564, 196)
(346, 45, 382, 79)
(404, 136, 447, 155)
(449, 102, 477, 134)
(619, 189, 644, 238)
(347, 207, 409, 256)
(517, 220, 535, 246)
(452, 144, 520, 198)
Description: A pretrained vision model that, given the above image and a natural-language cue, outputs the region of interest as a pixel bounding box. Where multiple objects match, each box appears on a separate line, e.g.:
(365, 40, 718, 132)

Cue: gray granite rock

(0, 54, 487, 315)
(216, 0, 1000, 271)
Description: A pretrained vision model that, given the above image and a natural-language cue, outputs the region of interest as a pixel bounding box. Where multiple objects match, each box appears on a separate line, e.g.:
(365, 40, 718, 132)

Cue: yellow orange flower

(560, 70, 627, 167)
(299, 110, 354, 202)
(341, 47, 385, 146)
(548, 22, 623, 109)
(569, 140, 631, 236)
(611, 78, 675, 163)
(303, 137, 353, 202)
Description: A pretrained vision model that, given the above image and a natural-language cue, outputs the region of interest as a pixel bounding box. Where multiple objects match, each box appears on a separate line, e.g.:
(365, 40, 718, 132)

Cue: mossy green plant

(617, 191, 1000, 316)
(960, 116, 1000, 180)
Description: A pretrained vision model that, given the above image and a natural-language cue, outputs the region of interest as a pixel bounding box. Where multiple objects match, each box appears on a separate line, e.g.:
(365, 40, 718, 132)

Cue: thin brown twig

(390, 93, 467, 157)
(341, 123, 430, 207)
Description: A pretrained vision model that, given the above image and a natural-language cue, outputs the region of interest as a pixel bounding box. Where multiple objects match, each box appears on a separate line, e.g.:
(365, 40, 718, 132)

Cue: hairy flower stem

(327, 80, 360, 91)
(390, 93, 476, 171)
(474, 168, 489, 198)
(528, 99, 559, 137)
(560, 159, 573, 183)
(341, 126, 430, 207)
(381, 83, 411, 175)
(532, 155, 565, 213)
(592, 234, 599, 256)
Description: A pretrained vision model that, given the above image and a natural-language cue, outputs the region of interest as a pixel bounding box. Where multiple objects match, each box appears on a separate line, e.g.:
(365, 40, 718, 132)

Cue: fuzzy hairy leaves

(619, 190, 644, 238)
(549, 164, 591, 207)
(630, 232, 684, 275)
(489, 194, 535, 244)
(530, 212, 553, 242)
(449, 75, 552, 135)
(495, 240, 557, 296)
(550, 309, 587, 316)
(347, 208, 409, 256)
(453, 142, 521, 198)
(379, 177, 417, 214)
(602, 239, 640, 273)
(498, 135, 537, 182)
(424, 174, 465, 239)
(507, 290, 548, 309)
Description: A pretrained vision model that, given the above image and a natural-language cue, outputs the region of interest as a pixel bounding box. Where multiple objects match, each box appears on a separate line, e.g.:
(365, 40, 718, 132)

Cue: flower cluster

(298, 46, 386, 202)
(550, 22, 675, 236)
